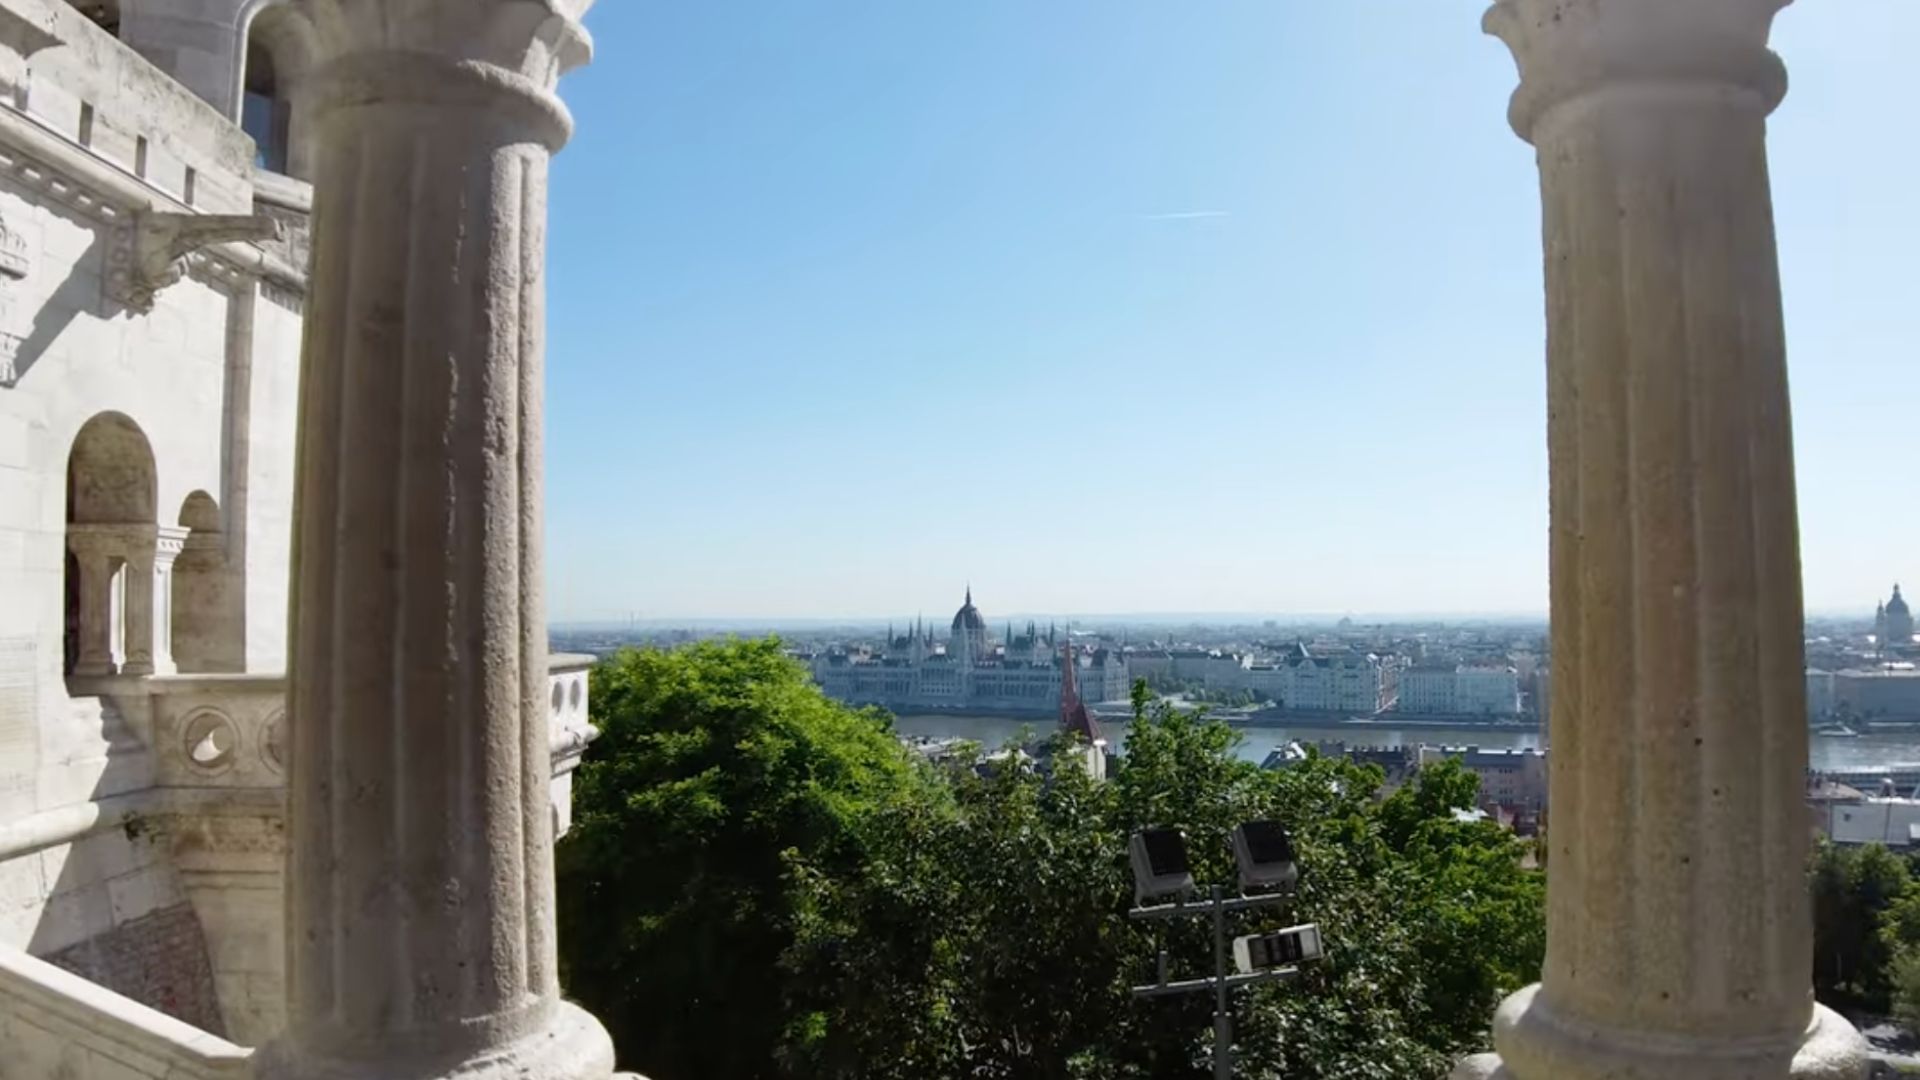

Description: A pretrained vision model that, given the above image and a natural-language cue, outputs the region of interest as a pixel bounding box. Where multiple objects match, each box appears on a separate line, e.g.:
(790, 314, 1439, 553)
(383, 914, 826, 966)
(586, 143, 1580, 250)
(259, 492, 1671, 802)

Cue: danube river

(892, 714, 1920, 774)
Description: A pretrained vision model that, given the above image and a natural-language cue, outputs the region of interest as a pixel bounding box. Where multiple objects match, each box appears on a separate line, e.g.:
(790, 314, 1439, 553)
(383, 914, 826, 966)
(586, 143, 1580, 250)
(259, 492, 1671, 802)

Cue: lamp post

(1127, 823, 1326, 1080)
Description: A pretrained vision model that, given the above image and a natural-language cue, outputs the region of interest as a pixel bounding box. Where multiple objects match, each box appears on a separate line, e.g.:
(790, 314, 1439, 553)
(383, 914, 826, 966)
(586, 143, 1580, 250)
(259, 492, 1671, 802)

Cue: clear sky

(542, 1, 1919, 623)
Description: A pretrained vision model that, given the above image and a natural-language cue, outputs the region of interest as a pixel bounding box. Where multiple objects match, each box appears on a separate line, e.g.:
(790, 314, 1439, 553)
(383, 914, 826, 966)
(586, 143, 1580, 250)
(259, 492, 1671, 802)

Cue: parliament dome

(951, 587, 986, 633)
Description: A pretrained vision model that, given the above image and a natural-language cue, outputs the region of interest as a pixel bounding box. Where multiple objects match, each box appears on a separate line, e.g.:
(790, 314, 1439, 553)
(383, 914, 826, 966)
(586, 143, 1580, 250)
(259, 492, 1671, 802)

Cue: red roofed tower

(1060, 641, 1104, 746)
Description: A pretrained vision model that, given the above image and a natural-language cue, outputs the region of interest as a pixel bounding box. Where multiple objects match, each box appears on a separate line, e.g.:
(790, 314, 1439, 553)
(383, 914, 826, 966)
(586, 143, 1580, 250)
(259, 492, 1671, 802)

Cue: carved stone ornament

(115, 211, 283, 314)
(0, 287, 17, 387)
(0, 209, 27, 280)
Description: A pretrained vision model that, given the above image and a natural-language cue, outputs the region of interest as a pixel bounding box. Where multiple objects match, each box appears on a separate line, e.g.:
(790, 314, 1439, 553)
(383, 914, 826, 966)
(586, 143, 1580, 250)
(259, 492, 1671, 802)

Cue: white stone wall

(0, 0, 304, 1046)
(236, 287, 299, 673)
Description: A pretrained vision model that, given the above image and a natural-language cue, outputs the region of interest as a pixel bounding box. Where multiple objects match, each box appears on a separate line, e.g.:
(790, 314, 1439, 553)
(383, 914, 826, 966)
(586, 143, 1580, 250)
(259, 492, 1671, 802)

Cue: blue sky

(542, 2, 1919, 623)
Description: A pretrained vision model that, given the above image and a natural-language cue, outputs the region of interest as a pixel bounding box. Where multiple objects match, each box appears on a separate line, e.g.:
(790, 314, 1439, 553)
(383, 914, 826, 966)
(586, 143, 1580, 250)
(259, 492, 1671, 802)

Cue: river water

(892, 714, 1920, 774)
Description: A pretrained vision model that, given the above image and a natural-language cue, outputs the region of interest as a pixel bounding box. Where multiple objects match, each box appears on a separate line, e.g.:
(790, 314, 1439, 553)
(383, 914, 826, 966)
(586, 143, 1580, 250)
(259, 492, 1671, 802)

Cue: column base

(253, 1001, 621, 1080)
(1453, 984, 1868, 1080)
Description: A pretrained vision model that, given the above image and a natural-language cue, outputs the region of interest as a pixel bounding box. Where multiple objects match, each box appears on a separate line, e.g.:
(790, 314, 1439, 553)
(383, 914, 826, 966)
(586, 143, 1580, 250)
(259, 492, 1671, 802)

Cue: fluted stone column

(66, 529, 117, 677)
(120, 525, 160, 676)
(256, 3, 614, 1079)
(1458, 3, 1865, 1078)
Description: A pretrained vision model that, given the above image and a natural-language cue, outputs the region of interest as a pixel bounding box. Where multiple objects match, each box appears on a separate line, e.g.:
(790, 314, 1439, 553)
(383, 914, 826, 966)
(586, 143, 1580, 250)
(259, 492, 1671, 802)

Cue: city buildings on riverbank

(1398, 664, 1523, 717)
(1802, 587, 1920, 726)
(809, 589, 1130, 715)
(1263, 740, 1547, 831)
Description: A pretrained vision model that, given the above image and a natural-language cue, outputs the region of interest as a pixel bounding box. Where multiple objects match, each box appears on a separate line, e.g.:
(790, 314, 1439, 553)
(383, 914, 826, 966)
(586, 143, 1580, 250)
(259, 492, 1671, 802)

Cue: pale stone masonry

(0, 0, 602, 1073)
(1457, 0, 1866, 1077)
(259, 0, 615, 1076)
(0, 1, 1885, 1079)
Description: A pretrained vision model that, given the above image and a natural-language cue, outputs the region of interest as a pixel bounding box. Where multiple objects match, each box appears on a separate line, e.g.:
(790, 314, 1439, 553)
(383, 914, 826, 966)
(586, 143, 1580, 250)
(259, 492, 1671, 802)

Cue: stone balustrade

(0, 941, 250, 1080)
(0, 655, 598, 1050)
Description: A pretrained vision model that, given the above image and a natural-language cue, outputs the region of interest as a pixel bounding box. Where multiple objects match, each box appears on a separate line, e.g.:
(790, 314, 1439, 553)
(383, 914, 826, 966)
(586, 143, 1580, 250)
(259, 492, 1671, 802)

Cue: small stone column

(66, 529, 117, 677)
(1463, 2, 1865, 1078)
(151, 525, 188, 675)
(257, 3, 614, 1080)
(120, 524, 160, 677)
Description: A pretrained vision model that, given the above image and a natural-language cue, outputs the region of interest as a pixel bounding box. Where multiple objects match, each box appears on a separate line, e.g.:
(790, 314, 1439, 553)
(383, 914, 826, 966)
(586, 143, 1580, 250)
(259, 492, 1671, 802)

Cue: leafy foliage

(555, 639, 939, 1078)
(1811, 840, 1914, 1013)
(558, 639, 1546, 1080)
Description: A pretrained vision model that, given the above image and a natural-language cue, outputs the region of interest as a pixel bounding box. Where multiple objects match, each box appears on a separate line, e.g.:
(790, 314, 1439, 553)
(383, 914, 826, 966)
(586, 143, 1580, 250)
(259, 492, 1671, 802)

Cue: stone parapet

(0, 940, 249, 1080)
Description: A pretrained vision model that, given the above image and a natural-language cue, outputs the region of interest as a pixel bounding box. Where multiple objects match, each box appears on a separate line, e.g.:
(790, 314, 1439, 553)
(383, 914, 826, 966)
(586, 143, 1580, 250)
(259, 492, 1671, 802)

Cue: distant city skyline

(544, 2, 1919, 622)
(548, 598, 1880, 632)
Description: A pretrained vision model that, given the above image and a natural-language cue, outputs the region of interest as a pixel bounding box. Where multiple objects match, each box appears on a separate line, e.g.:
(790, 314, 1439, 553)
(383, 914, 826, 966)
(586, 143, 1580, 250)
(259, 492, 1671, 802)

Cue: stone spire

(260, 2, 614, 1079)
(1461, 1, 1865, 1077)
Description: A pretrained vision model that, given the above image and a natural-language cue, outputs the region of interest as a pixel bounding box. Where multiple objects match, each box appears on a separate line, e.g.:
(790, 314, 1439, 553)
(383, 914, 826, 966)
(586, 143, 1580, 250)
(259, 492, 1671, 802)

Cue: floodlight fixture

(1233, 923, 1326, 974)
(1128, 827, 1195, 903)
(1231, 820, 1299, 892)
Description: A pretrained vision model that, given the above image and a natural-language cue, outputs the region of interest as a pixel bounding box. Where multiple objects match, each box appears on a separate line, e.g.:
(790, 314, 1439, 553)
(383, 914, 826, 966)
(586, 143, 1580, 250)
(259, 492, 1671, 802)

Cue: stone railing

(0, 943, 250, 1080)
(26, 656, 599, 1048)
(143, 674, 287, 791)
(134, 656, 595, 806)
(548, 653, 598, 838)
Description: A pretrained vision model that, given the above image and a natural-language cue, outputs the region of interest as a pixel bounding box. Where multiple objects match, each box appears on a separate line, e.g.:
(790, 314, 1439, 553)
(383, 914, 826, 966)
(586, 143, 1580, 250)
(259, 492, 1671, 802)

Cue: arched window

(237, 2, 315, 178)
(65, 412, 158, 678)
(240, 32, 289, 172)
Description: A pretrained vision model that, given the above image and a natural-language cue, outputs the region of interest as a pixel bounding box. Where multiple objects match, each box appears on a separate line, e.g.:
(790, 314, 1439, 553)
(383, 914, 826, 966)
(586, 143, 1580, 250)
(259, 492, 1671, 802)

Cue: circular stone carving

(568, 678, 583, 712)
(550, 681, 564, 715)
(182, 708, 240, 773)
(262, 711, 287, 774)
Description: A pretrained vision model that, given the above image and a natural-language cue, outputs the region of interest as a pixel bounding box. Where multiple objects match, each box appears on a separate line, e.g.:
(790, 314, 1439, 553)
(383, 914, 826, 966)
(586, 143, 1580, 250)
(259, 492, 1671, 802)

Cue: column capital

(155, 524, 190, 568)
(1483, 0, 1791, 142)
(299, 0, 593, 147)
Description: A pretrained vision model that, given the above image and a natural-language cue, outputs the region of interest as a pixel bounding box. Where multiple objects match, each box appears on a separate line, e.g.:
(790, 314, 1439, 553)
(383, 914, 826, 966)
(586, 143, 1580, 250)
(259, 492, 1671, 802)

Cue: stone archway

(171, 490, 243, 674)
(64, 411, 158, 678)
(235, 0, 320, 180)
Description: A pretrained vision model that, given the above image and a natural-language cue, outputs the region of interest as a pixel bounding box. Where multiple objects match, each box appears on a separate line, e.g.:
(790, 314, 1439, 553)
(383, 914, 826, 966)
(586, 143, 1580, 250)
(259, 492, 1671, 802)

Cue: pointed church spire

(1059, 640, 1101, 744)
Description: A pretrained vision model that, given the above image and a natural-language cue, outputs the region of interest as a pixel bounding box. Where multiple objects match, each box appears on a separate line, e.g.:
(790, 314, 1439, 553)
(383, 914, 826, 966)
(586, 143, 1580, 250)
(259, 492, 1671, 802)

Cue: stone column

(66, 527, 118, 677)
(152, 524, 188, 675)
(1460, 3, 1865, 1079)
(256, 4, 614, 1080)
(120, 524, 161, 677)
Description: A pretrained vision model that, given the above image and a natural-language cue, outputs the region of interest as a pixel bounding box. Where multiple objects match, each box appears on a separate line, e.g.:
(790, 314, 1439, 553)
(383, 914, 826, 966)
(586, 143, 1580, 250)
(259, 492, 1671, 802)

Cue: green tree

(562, 649, 1545, 1079)
(1811, 840, 1912, 1012)
(555, 639, 942, 1079)
(1891, 950, 1920, 1033)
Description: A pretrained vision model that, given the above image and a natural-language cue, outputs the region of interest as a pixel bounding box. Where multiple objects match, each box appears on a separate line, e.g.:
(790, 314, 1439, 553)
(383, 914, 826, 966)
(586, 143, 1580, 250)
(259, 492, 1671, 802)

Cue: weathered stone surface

(264, 2, 612, 1078)
(0, 940, 250, 1080)
(44, 901, 224, 1035)
(1467, 2, 1865, 1076)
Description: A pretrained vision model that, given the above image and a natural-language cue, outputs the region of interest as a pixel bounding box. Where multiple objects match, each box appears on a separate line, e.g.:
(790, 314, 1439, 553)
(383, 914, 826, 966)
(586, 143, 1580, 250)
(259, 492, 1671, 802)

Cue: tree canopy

(557, 639, 1546, 1079)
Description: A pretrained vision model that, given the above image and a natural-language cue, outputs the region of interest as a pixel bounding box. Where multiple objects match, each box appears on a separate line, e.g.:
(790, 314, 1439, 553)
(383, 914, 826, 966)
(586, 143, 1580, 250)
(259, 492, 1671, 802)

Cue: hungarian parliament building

(810, 589, 1131, 715)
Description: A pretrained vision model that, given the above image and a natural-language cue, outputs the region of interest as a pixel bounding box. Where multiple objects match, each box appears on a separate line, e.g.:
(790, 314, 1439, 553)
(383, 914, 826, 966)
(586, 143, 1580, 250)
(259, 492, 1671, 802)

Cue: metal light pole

(1210, 885, 1231, 1080)
(1128, 886, 1299, 1080)
(1127, 823, 1323, 1080)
